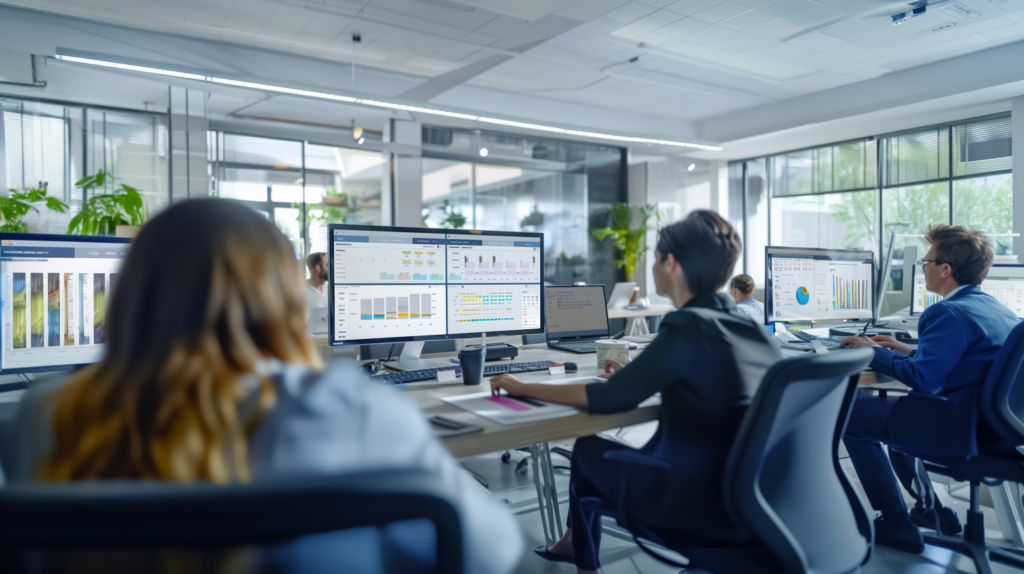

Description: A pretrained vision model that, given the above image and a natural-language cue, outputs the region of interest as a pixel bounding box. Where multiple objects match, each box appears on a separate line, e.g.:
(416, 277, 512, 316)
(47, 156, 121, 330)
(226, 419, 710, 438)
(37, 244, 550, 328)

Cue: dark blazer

(873, 285, 1020, 457)
(586, 292, 782, 535)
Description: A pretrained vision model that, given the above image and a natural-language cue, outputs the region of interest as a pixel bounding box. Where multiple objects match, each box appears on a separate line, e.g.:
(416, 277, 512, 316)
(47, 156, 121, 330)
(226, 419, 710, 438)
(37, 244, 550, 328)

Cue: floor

(455, 421, 1024, 574)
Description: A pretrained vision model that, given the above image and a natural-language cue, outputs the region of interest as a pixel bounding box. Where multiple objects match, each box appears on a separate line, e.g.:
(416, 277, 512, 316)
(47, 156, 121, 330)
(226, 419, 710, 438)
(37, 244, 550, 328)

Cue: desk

(379, 344, 659, 546)
(607, 304, 674, 335)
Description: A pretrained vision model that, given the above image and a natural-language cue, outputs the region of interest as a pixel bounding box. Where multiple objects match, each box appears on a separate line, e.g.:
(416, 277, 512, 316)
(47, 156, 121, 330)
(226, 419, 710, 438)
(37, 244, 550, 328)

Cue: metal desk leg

(531, 442, 564, 547)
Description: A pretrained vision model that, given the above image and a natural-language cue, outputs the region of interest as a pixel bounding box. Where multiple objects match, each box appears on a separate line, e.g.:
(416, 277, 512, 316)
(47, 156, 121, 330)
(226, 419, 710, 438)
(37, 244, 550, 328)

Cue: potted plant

(0, 182, 69, 232)
(66, 171, 147, 236)
(437, 199, 467, 229)
(295, 186, 353, 228)
(591, 202, 662, 282)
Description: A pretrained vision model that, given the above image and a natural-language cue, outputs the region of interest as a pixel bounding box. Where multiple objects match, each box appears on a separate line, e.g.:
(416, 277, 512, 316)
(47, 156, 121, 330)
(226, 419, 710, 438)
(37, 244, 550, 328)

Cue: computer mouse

(564, 361, 579, 373)
(841, 342, 856, 349)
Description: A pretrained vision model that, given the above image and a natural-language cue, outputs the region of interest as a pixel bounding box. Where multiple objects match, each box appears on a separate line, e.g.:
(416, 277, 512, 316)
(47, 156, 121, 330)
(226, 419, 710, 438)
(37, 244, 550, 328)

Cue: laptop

(606, 281, 637, 310)
(545, 285, 611, 354)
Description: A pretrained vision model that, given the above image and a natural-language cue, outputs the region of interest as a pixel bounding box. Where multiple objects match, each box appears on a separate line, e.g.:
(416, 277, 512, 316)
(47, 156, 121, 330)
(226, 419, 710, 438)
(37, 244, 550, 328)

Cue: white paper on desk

(442, 392, 581, 425)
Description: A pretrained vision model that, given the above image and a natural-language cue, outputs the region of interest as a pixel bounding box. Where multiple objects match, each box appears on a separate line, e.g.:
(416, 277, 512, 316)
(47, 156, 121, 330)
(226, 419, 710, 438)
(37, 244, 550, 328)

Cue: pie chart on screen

(796, 287, 810, 305)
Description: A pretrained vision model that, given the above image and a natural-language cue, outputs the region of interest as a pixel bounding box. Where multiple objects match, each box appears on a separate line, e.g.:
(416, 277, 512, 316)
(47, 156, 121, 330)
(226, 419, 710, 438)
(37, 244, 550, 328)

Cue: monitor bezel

(912, 263, 1024, 316)
(764, 245, 876, 325)
(0, 232, 130, 375)
(328, 224, 545, 347)
(543, 284, 610, 342)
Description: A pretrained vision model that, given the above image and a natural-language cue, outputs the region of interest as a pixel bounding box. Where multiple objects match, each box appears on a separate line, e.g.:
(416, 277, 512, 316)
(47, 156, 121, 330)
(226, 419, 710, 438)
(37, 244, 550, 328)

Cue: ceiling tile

(636, 30, 676, 45)
(718, 9, 773, 30)
(754, 42, 795, 57)
(821, 18, 871, 37)
(604, 1, 659, 24)
(657, 17, 710, 37)
(842, 26, 909, 49)
(611, 24, 648, 39)
(691, 1, 749, 24)
(677, 23, 727, 43)
(742, 17, 802, 37)
(758, 0, 814, 18)
(555, 0, 631, 21)
(631, 9, 684, 30)
(663, 0, 724, 16)
(726, 35, 778, 52)
(637, 0, 679, 6)
(701, 29, 754, 48)
(781, 4, 842, 28)
(784, 31, 826, 46)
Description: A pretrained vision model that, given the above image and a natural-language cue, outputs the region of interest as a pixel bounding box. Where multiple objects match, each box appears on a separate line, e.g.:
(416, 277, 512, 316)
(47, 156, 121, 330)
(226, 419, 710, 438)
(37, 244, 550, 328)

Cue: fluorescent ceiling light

(54, 54, 722, 152)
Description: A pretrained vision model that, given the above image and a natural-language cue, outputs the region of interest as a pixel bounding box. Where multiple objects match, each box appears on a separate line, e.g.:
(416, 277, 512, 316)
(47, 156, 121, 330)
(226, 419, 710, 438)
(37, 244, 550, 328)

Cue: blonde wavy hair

(38, 199, 320, 484)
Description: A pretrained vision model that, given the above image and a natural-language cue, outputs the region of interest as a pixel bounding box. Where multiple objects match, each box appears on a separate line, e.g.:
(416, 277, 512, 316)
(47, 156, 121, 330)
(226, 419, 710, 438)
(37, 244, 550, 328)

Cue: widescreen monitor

(328, 225, 544, 347)
(910, 264, 942, 316)
(0, 233, 129, 374)
(765, 246, 874, 324)
(981, 263, 1024, 318)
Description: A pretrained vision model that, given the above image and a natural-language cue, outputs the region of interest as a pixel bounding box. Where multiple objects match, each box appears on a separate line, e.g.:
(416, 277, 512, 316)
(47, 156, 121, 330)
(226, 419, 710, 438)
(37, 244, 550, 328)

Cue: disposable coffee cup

(458, 345, 485, 386)
(594, 339, 630, 370)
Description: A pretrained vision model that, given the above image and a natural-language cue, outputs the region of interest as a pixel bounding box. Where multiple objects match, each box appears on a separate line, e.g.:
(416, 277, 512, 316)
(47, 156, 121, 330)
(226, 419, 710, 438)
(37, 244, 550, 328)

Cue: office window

(953, 174, 1013, 256)
(772, 139, 875, 196)
(882, 182, 949, 285)
(744, 158, 768, 286)
(952, 116, 1012, 178)
(882, 127, 950, 187)
(84, 109, 169, 214)
(771, 191, 877, 252)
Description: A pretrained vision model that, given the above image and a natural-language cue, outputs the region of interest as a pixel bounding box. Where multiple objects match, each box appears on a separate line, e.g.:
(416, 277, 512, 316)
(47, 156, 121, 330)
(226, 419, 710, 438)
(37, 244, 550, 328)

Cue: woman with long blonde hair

(4, 199, 521, 573)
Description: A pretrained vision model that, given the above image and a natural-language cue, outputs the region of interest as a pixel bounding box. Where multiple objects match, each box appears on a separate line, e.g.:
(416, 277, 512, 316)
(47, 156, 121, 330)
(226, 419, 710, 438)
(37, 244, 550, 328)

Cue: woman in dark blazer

(491, 210, 782, 574)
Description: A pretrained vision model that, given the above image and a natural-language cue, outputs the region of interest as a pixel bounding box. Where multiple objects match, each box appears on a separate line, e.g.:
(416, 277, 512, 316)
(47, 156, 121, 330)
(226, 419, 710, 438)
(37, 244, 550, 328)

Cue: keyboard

(789, 329, 843, 349)
(371, 360, 559, 385)
(548, 341, 597, 354)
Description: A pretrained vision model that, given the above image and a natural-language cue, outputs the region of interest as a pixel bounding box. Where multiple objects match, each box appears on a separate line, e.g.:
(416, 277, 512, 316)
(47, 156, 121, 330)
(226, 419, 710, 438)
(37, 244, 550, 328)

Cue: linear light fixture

(55, 54, 723, 151)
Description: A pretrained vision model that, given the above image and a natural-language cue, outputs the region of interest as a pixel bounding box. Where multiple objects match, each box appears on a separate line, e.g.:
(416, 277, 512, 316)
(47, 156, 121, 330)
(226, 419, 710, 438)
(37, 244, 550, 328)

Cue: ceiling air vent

(422, 126, 453, 147)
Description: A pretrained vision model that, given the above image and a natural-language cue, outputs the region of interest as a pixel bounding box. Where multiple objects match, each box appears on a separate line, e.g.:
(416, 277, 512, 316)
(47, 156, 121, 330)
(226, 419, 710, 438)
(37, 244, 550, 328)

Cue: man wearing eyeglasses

(841, 226, 1019, 554)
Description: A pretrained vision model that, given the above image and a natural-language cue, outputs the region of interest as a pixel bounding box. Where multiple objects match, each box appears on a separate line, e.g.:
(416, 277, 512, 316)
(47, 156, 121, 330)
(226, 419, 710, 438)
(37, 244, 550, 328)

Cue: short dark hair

(925, 225, 994, 285)
(306, 252, 327, 272)
(730, 274, 755, 296)
(656, 210, 741, 294)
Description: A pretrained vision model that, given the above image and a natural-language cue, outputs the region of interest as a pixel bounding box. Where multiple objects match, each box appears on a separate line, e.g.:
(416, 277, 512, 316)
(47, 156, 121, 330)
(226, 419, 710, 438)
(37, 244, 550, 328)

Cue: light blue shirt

(2, 362, 522, 574)
(734, 297, 764, 320)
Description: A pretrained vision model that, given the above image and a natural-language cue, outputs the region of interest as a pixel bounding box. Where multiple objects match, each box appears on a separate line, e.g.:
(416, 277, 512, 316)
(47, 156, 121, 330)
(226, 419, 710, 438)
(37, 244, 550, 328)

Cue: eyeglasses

(918, 259, 943, 267)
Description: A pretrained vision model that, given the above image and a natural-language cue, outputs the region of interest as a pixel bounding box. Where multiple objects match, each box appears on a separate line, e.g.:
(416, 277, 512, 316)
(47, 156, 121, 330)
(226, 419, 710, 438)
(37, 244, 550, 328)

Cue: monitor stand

(388, 341, 455, 372)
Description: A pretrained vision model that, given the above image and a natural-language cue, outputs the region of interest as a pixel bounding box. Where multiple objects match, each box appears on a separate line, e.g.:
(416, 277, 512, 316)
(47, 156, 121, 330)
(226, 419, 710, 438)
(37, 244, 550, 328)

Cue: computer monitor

(765, 246, 874, 324)
(872, 232, 896, 322)
(981, 263, 1024, 318)
(329, 225, 543, 370)
(0, 232, 129, 374)
(544, 285, 609, 341)
(909, 264, 942, 316)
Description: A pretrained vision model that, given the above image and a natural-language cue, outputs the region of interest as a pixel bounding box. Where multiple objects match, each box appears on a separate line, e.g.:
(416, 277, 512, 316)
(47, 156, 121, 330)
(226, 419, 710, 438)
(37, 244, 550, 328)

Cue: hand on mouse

(868, 334, 914, 355)
(840, 335, 878, 349)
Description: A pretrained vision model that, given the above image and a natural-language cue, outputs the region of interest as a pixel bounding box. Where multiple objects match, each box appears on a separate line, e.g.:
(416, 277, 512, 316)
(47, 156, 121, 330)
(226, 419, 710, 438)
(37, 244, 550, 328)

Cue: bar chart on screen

(447, 247, 541, 283)
(333, 284, 446, 341)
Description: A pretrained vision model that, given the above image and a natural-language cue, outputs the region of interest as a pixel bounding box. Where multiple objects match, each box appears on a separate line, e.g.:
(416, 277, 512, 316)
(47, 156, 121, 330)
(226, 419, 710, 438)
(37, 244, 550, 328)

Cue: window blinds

(770, 139, 876, 197)
(952, 116, 1011, 177)
(882, 127, 950, 186)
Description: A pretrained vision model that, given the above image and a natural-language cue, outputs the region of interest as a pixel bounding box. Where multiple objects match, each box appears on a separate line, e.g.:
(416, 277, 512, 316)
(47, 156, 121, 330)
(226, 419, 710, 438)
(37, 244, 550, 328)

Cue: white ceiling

(3, 0, 1024, 156)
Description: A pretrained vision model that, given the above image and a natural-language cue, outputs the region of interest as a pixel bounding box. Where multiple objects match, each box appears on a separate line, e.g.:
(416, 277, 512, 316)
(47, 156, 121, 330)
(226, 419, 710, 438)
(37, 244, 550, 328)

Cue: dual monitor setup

(767, 242, 1024, 327)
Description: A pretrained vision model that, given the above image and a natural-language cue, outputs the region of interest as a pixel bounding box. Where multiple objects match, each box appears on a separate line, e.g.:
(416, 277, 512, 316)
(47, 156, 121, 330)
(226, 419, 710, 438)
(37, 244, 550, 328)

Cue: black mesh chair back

(979, 320, 1024, 447)
(0, 470, 462, 574)
(722, 349, 874, 574)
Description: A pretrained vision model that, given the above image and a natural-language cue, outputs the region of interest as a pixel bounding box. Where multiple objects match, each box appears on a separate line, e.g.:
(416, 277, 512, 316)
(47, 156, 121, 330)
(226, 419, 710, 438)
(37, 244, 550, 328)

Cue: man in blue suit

(843, 225, 1020, 554)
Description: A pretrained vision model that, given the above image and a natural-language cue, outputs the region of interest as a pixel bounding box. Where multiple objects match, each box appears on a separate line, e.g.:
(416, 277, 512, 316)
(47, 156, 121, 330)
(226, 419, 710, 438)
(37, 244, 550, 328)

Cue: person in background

(729, 273, 763, 320)
(490, 211, 782, 574)
(3, 199, 522, 574)
(306, 251, 329, 313)
(841, 225, 1019, 554)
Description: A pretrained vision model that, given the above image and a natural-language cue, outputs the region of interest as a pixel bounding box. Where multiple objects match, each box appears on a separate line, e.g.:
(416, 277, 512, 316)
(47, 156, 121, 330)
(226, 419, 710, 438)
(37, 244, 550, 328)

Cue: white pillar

(383, 119, 422, 228)
(1013, 98, 1024, 258)
(168, 87, 209, 202)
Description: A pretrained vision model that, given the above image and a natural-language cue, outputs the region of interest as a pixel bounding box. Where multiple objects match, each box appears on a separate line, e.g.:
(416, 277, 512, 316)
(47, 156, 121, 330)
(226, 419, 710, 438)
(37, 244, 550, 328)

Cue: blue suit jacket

(872, 285, 1020, 457)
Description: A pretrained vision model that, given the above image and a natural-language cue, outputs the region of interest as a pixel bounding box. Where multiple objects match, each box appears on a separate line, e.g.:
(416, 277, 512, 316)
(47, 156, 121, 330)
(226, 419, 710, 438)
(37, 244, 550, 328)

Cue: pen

(611, 330, 626, 339)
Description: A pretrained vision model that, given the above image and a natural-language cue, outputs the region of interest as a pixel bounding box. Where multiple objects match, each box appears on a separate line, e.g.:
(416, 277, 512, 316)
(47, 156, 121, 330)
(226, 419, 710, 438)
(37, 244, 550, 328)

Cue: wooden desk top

(388, 345, 660, 458)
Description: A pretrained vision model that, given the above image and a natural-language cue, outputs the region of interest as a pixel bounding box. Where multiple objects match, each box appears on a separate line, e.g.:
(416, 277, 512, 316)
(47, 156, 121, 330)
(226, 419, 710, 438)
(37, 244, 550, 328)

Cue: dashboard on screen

(329, 226, 543, 345)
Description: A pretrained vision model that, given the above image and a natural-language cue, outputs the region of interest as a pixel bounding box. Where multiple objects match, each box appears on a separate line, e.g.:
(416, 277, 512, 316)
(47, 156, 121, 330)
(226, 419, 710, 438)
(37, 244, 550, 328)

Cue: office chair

(911, 320, 1024, 574)
(597, 349, 875, 573)
(0, 469, 463, 574)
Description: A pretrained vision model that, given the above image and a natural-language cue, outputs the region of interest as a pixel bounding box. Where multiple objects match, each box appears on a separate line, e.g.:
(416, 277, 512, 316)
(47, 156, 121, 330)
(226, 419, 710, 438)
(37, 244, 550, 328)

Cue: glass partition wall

(420, 126, 625, 288)
(209, 132, 385, 260)
(731, 113, 1014, 291)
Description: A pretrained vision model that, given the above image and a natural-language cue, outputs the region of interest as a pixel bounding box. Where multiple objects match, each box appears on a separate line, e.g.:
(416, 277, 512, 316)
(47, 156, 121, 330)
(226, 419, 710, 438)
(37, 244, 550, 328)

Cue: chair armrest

(603, 450, 672, 469)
